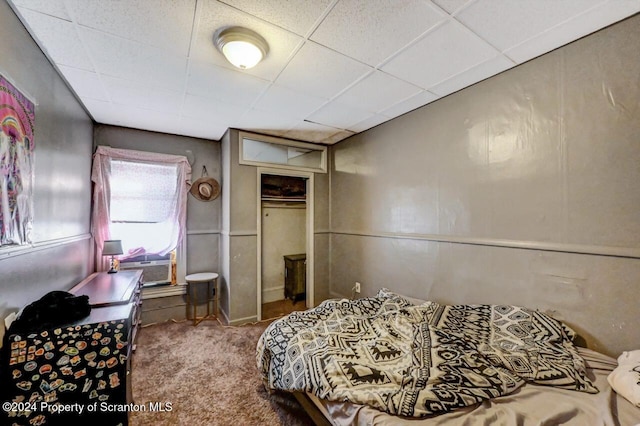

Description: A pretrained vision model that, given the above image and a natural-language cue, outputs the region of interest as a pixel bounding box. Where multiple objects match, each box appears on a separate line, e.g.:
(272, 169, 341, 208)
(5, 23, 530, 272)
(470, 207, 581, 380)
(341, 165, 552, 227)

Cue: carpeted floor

(130, 319, 314, 425)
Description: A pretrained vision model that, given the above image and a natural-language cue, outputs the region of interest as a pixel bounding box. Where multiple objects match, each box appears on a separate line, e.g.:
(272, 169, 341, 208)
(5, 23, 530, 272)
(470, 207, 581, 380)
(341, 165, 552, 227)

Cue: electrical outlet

(355, 282, 361, 293)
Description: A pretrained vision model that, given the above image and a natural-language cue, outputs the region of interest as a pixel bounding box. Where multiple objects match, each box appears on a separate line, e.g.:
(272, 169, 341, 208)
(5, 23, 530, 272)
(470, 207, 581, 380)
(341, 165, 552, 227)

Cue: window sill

(142, 283, 186, 300)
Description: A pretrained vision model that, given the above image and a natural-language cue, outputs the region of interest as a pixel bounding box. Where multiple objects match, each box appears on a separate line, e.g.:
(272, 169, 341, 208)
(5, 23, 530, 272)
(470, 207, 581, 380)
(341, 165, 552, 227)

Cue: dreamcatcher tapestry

(0, 74, 35, 247)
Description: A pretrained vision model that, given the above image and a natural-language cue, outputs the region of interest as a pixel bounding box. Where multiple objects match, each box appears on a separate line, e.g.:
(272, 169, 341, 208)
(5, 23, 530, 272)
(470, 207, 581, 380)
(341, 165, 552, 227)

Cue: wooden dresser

(3, 270, 143, 426)
(70, 270, 143, 343)
(69, 270, 144, 404)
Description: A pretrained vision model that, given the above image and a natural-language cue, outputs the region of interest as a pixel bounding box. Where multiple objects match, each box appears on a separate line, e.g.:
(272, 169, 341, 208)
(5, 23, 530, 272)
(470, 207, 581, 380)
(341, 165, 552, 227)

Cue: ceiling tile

(104, 106, 183, 136)
(504, 0, 640, 63)
(455, 0, 603, 52)
(81, 98, 116, 123)
(236, 108, 299, 135)
(380, 90, 439, 118)
(179, 115, 228, 141)
(253, 84, 328, 119)
(323, 130, 356, 145)
(186, 60, 270, 107)
(182, 94, 248, 125)
(276, 41, 372, 99)
(81, 28, 187, 88)
(57, 65, 108, 101)
(102, 76, 184, 114)
(218, 0, 333, 36)
(85, 100, 186, 138)
(347, 114, 391, 133)
(16, 8, 93, 70)
(285, 120, 343, 143)
(431, 0, 474, 15)
(10, 0, 638, 145)
(310, 0, 446, 66)
(381, 20, 498, 89)
(335, 70, 422, 113)
(429, 55, 514, 97)
(192, 0, 303, 81)
(12, 0, 69, 19)
(307, 101, 373, 130)
(67, 0, 196, 55)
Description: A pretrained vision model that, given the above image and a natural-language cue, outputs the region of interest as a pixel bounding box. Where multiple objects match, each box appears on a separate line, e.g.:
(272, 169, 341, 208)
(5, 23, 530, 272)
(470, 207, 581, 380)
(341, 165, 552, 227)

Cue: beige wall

(93, 125, 221, 277)
(314, 154, 332, 303)
(220, 129, 258, 323)
(261, 205, 306, 302)
(0, 1, 94, 328)
(329, 15, 640, 357)
(93, 125, 221, 323)
(220, 129, 331, 324)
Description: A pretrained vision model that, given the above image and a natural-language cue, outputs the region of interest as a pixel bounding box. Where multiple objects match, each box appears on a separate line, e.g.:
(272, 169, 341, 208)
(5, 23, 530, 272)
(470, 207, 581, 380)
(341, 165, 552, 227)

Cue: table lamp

(102, 240, 123, 274)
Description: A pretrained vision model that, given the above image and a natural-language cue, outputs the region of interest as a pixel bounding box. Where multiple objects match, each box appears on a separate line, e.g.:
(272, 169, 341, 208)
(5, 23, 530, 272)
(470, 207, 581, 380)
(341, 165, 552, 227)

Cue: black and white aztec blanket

(256, 289, 597, 417)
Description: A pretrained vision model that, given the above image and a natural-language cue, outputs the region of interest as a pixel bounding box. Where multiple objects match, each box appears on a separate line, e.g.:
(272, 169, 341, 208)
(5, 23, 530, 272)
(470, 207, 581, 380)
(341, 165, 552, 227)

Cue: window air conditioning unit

(120, 255, 171, 284)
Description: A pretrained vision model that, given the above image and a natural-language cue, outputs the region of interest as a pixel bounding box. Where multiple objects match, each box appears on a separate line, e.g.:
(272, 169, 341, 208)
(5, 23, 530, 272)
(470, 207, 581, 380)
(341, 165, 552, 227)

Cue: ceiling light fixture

(214, 26, 269, 70)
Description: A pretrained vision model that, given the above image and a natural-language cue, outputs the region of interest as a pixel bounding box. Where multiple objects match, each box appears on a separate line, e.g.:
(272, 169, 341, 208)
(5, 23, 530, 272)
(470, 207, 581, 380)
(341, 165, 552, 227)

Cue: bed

(257, 289, 640, 425)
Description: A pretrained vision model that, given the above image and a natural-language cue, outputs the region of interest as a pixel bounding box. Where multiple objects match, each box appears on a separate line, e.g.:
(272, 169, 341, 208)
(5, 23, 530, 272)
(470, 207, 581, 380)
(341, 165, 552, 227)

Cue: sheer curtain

(91, 146, 192, 272)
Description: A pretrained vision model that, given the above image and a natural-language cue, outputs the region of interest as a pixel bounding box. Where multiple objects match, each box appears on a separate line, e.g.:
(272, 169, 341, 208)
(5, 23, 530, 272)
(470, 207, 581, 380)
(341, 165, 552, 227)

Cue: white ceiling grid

(7, 0, 640, 144)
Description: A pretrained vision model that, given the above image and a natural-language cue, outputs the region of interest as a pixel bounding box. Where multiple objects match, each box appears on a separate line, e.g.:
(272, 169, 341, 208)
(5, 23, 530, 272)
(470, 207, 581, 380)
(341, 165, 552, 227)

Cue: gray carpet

(130, 319, 313, 425)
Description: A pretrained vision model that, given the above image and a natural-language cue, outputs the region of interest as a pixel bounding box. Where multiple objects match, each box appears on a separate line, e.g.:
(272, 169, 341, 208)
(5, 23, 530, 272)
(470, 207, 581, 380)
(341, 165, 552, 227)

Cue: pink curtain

(91, 146, 192, 272)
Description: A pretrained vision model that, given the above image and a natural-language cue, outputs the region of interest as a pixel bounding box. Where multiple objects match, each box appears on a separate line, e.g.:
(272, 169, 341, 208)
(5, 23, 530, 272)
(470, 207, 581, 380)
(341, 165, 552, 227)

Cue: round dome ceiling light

(214, 26, 269, 70)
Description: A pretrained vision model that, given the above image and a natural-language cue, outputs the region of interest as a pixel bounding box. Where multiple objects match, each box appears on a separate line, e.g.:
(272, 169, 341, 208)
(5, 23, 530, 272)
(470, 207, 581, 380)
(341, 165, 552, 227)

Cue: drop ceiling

(7, 0, 640, 144)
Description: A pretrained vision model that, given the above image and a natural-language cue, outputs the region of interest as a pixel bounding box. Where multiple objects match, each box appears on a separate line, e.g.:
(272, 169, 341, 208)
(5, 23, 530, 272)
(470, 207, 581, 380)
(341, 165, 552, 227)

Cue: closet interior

(260, 174, 308, 319)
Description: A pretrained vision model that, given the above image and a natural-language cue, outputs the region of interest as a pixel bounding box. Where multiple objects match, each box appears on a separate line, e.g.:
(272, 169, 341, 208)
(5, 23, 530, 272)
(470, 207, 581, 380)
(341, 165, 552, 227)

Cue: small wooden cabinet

(3, 270, 143, 426)
(284, 253, 306, 302)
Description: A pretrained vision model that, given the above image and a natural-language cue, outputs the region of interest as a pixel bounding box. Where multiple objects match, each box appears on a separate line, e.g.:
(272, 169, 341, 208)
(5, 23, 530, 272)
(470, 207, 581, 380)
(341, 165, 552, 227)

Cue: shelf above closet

(261, 196, 306, 203)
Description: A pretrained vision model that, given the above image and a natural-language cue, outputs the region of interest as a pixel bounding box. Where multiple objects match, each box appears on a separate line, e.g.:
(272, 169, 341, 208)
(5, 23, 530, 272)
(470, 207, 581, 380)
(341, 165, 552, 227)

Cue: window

(239, 131, 327, 173)
(91, 146, 190, 279)
(109, 160, 179, 256)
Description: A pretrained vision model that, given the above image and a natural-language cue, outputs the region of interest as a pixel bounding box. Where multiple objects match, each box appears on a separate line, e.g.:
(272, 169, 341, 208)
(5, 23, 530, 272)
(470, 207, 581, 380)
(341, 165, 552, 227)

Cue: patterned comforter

(256, 290, 597, 417)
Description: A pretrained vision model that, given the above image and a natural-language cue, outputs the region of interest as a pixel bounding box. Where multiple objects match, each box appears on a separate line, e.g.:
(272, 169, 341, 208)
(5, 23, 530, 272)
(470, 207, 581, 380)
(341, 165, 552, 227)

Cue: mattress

(309, 347, 640, 425)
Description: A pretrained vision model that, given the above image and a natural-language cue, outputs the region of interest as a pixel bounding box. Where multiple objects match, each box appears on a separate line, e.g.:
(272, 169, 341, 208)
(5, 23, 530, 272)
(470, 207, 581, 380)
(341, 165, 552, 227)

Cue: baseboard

(262, 286, 284, 304)
(218, 307, 230, 325)
(141, 304, 186, 324)
(228, 315, 258, 326)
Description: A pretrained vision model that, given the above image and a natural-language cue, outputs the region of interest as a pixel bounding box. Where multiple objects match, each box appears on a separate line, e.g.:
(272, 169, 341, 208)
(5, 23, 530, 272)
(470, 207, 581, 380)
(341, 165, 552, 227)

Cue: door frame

(256, 167, 315, 321)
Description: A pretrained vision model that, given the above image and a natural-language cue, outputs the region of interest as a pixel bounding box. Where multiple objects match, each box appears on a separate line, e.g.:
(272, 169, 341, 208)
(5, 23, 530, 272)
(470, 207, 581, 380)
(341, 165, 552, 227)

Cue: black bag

(9, 291, 91, 333)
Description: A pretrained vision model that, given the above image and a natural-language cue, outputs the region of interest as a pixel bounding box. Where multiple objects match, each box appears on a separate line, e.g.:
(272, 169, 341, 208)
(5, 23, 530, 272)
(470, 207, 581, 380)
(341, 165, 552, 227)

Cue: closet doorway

(256, 168, 314, 321)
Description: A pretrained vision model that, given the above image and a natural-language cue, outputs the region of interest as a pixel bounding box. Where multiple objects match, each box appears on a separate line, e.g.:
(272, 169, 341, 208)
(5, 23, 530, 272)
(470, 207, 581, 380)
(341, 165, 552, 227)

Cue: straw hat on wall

(190, 166, 220, 202)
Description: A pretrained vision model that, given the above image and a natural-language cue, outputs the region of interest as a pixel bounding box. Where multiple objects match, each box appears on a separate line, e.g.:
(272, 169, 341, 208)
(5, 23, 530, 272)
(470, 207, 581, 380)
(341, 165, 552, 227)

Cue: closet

(260, 174, 307, 317)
